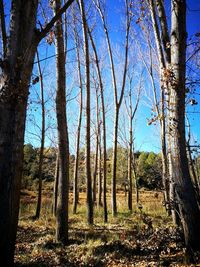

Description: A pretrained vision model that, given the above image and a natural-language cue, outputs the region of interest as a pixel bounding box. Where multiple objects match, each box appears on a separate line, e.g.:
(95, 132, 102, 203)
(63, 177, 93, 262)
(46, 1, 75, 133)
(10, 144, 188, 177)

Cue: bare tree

(94, 0, 132, 216)
(148, 0, 200, 255)
(88, 27, 108, 222)
(125, 70, 141, 211)
(0, 0, 74, 264)
(54, 0, 70, 244)
(148, 0, 176, 221)
(139, 28, 170, 214)
(53, 151, 59, 216)
(79, 0, 93, 225)
(34, 50, 46, 219)
(72, 11, 83, 214)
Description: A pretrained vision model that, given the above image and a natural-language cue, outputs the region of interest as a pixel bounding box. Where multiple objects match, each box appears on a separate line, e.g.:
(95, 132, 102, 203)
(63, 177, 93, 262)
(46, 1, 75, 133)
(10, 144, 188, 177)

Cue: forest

(0, 0, 200, 266)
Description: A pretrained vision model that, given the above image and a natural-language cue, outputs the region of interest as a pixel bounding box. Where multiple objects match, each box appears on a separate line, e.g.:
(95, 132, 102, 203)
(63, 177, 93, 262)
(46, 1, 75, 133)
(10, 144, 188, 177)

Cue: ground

(15, 190, 200, 266)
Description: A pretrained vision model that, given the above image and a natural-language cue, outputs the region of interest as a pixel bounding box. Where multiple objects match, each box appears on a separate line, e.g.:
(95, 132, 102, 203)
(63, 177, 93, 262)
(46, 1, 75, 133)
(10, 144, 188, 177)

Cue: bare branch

(38, 0, 75, 41)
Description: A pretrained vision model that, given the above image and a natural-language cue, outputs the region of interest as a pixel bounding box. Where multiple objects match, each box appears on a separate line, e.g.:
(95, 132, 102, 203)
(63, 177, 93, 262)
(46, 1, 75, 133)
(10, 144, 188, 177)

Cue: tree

(0, 0, 74, 264)
(169, 0, 200, 253)
(53, 152, 59, 216)
(94, 0, 132, 216)
(125, 70, 141, 211)
(34, 50, 46, 220)
(139, 25, 170, 213)
(148, 0, 200, 255)
(88, 26, 108, 222)
(79, 0, 93, 225)
(72, 10, 83, 214)
(54, 0, 70, 244)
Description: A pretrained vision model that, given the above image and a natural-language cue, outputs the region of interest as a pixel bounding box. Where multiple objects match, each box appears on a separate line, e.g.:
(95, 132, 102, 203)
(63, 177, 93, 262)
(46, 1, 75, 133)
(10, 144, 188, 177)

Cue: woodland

(0, 0, 200, 266)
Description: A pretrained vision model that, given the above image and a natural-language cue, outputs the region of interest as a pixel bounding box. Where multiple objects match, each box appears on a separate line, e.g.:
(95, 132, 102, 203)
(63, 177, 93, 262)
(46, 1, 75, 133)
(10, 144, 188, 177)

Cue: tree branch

(37, 0, 75, 41)
(155, 0, 170, 64)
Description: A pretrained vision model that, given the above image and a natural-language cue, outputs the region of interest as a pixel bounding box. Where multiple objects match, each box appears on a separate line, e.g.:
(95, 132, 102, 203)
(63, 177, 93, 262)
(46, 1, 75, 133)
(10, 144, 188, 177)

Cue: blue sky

(22, 0, 200, 154)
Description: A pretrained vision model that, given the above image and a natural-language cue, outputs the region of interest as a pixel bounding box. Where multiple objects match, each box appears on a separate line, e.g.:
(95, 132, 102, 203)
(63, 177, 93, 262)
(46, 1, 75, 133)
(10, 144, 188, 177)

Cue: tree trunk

(160, 87, 170, 214)
(111, 107, 119, 216)
(53, 152, 59, 216)
(0, 0, 74, 263)
(35, 50, 45, 219)
(0, 1, 38, 265)
(169, 0, 200, 252)
(88, 27, 108, 222)
(128, 112, 133, 212)
(54, 0, 69, 244)
(79, 0, 93, 225)
(72, 17, 83, 214)
(93, 124, 99, 204)
(98, 123, 102, 207)
(95, 0, 130, 216)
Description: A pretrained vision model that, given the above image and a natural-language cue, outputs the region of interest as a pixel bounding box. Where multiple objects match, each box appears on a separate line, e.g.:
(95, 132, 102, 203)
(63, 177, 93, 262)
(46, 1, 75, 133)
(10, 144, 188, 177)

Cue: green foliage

(136, 152, 162, 189)
(22, 144, 57, 190)
(22, 143, 162, 191)
(22, 144, 38, 189)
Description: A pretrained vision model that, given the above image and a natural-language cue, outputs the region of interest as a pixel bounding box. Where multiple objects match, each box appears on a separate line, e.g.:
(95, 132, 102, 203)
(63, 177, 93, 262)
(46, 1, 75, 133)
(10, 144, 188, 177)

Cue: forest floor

(15, 190, 200, 267)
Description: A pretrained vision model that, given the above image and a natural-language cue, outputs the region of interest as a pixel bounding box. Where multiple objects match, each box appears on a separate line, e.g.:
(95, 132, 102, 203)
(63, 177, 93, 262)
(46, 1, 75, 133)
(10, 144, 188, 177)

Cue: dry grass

(15, 190, 198, 267)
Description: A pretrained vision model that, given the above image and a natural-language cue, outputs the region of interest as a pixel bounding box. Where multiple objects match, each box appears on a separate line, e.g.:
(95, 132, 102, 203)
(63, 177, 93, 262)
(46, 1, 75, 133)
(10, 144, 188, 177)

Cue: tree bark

(54, 0, 69, 244)
(93, 133, 98, 204)
(79, 0, 93, 225)
(72, 16, 83, 214)
(95, 0, 131, 216)
(128, 113, 133, 211)
(53, 152, 59, 216)
(88, 27, 108, 222)
(0, 0, 74, 264)
(0, 1, 38, 265)
(35, 50, 45, 219)
(168, 0, 200, 252)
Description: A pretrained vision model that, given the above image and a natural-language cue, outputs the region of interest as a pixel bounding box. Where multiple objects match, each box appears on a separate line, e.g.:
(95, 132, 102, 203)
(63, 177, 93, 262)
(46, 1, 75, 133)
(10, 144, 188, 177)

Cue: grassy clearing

(15, 190, 199, 266)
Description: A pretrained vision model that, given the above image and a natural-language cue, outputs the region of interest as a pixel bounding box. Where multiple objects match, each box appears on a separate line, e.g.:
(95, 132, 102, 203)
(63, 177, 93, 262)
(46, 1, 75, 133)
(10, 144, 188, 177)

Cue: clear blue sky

(22, 0, 200, 154)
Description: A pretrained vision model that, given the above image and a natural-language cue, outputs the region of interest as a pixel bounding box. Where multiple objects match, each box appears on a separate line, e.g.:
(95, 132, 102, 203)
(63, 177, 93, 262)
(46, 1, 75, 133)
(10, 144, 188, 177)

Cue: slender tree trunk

(79, 0, 93, 225)
(112, 108, 119, 216)
(132, 143, 139, 205)
(95, 0, 130, 216)
(160, 87, 170, 214)
(148, 0, 174, 219)
(128, 110, 133, 212)
(93, 98, 99, 204)
(53, 152, 59, 216)
(88, 27, 108, 222)
(93, 135, 98, 204)
(72, 17, 83, 214)
(168, 0, 200, 252)
(102, 115, 108, 222)
(98, 123, 102, 207)
(35, 50, 45, 219)
(72, 112, 82, 213)
(54, 0, 69, 244)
